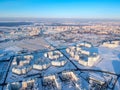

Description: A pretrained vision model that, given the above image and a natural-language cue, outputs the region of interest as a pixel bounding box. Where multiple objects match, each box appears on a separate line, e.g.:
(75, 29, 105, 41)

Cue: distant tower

(40, 28, 45, 37)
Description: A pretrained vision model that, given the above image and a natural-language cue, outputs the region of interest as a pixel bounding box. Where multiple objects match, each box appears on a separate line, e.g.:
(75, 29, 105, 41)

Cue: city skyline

(0, 0, 120, 19)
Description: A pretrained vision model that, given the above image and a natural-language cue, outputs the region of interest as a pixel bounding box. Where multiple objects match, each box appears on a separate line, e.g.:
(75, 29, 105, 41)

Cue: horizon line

(0, 17, 120, 20)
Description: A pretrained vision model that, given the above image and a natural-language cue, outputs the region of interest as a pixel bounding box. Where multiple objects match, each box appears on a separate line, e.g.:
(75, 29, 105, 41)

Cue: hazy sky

(0, 0, 120, 19)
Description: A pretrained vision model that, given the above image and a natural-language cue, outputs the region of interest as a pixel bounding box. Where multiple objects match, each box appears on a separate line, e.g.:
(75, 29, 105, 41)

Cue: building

(6, 78, 35, 90)
(51, 59, 67, 67)
(102, 40, 120, 48)
(12, 55, 33, 75)
(66, 42, 100, 67)
(33, 58, 51, 70)
(42, 75, 61, 90)
(87, 53, 100, 67)
(44, 51, 63, 60)
(12, 65, 32, 75)
(89, 73, 106, 89)
(44, 51, 67, 67)
(76, 42, 92, 48)
(61, 71, 78, 82)
(61, 71, 81, 90)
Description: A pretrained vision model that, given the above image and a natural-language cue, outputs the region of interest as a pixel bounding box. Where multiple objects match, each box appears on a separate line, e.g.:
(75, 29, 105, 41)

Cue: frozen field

(0, 37, 55, 52)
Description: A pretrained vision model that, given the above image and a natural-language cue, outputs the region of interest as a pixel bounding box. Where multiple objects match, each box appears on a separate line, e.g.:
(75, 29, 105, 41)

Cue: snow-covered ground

(60, 45, 120, 75)
(0, 37, 55, 52)
(96, 46, 120, 74)
(0, 61, 10, 84)
(4, 46, 22, 53)
(0, 50, 14, 61)
(4, 70, 90, 90)
(4, 69, 118, 90)
(0, 86, 2, 90)
(114, 77, 120, 90)
(0, 39, 120, 89)
(6, 51, 76, 83)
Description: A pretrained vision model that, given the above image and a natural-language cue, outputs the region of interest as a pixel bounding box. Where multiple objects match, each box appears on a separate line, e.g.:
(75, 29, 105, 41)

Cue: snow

(0, 86, 2, 90)
(114, 77, 120, 90)
(43, 60, 76, 76)
(4, 46, 22, 53)
(1, 42, 120, 89)
(6, 51, 76, 83)
(0, 50, 13, 61)
(96, 46, 120, 74)
(60, 45, 120, 74)
(0, 62, 10, 84)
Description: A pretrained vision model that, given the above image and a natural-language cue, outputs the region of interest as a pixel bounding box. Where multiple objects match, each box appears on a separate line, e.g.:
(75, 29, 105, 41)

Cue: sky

(0, 0, 120, 19)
